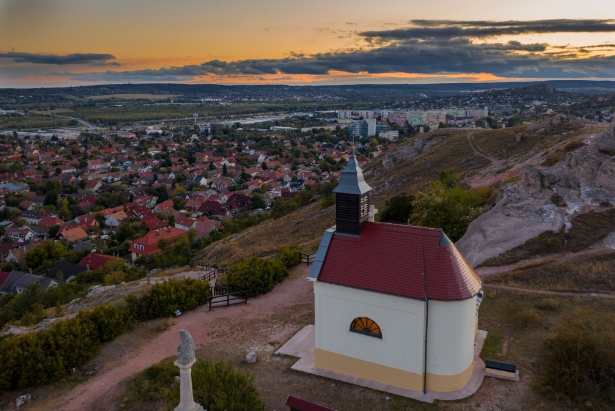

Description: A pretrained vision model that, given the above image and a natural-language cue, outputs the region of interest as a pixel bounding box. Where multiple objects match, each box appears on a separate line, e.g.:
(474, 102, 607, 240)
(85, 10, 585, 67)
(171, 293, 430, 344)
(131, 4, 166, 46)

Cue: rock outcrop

(590, 114, 615, 152)
(457, 143, 615, 266)
(525, 113, 586, 134)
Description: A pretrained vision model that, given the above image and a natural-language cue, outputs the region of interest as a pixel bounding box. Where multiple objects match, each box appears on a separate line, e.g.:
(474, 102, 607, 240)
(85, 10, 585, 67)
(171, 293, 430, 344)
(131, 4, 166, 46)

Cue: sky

(1, 0, 615, 88)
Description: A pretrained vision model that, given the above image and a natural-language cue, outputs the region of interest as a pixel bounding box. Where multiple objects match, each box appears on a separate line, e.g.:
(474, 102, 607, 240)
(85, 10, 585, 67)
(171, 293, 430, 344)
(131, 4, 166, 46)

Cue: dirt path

(485, 284, 615, 299)
(468, 132, 498, 164)
(57, 265, 313, 411)
(476, 239, 615, 278)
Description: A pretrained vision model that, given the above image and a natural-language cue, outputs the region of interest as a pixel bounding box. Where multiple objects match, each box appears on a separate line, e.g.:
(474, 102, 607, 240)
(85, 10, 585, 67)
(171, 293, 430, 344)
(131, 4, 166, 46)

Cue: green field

(87, 94, 179, 101)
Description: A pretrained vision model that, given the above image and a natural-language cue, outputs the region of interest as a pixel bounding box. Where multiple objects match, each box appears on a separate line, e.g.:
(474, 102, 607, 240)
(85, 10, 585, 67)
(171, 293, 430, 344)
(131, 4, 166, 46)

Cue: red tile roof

(0, 271, 11, 286)
(78, 254, 120, 270)
(284, 395, 335, 411)
(316, 222, 482, 302)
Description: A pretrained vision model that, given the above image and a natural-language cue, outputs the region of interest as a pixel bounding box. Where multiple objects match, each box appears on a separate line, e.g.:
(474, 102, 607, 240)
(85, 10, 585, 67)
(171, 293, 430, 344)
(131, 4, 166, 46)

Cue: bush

(125, 359, 264, 411)
(542, 312, 615, 405)
(223, 257, 288, 298)
(276, 245, 301, 269)
(127, 278, 210, 322)
(377, 193, 415, 224)
(410, 182, 485, 242)
(0, 305, 130, 392)
(510, 307, 543, 328)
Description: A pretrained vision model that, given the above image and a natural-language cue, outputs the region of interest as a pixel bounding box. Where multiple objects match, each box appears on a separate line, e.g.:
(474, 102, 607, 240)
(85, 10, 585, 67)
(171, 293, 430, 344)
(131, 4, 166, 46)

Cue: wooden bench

(485, 360, 519, 381)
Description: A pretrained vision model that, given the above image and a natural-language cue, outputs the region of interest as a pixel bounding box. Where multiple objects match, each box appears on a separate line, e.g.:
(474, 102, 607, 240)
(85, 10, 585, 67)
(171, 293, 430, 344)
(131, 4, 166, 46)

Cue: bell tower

(333, 151, 372, 235)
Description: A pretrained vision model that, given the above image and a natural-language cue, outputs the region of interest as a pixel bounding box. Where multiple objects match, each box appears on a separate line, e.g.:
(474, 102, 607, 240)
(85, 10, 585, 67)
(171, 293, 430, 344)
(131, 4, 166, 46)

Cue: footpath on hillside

(54, 265, 313, 411)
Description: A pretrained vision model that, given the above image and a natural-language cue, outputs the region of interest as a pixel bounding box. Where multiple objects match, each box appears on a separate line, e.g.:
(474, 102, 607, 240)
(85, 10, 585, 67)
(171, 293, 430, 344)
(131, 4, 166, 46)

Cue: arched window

(349, 317, 382, 339)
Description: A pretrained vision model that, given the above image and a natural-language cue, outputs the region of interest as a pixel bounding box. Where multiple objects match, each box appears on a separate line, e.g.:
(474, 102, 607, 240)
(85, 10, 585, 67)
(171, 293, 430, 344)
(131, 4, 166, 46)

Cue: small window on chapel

(350, 317, 382, 339)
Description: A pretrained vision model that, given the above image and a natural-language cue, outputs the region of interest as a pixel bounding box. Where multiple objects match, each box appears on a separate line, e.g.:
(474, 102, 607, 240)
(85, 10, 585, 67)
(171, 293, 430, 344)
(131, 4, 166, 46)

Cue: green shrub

(124, 359, 264, 411)
(377, 193, 415, 224)
(542, 312, 615, 405)
(534, 298, 562, 312)
(127, 278, 210, 322)
(0, 278, 212, 394)
(0, 304, 129, 392)
(276, 245, 301, 269)
(223, 257, 288, 298)
(511, 307, 542, 328)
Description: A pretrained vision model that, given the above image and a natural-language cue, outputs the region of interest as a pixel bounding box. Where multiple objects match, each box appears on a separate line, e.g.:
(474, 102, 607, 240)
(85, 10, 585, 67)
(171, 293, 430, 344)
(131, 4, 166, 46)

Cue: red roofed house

(130, 227, 187, 262)
(301, 152, 484, 395)
(58, 226, 88, 242)
(78, 254, 120, 271)
(37, 216, 64, 230)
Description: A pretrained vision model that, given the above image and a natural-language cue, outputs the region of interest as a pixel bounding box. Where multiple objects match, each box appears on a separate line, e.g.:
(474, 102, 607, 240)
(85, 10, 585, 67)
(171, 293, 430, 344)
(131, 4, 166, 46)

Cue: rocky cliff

(457, 115, 615, 266)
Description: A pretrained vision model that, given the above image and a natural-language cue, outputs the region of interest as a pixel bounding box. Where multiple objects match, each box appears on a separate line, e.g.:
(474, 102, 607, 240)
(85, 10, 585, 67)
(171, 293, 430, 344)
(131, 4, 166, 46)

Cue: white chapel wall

(426, 297, 477, 376)
(314, 281, 426, 375)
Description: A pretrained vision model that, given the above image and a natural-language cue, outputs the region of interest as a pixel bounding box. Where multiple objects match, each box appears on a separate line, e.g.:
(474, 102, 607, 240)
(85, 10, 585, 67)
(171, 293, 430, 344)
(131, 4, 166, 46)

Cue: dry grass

(542, 140, 587, 166)
(482, 208, 615, 266)
(366, 129, 491, 204)
(486, 254, 615, 294)
(471, 125, 589, 162)
(203, 201, 335, 266)
(109, 287, 615, 411)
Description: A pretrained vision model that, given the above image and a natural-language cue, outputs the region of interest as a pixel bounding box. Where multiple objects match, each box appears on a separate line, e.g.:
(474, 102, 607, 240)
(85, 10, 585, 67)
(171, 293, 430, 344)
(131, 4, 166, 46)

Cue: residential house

(6, 227, 36, 242)
(0, 271, 57, 294)
(45, 261, 86, 282)
(105, 211, 128, 228)
(78, 254, 121, 271)
(130, 227, 188, 262)
(5, 243, 37, 265)
(57, 226, 88, 242)
(37, 216, 63, 230)
(87, 159, 103, 170)
(154, 199, 174, 213)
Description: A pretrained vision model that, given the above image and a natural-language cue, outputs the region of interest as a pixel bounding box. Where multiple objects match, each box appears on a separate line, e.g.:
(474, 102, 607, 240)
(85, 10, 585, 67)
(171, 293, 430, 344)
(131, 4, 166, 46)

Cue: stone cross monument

(175, 329, 204, 411)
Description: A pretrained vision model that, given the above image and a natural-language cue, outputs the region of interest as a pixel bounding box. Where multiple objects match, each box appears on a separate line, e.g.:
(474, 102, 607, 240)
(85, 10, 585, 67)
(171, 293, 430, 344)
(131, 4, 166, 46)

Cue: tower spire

(332, 151, 372, 235)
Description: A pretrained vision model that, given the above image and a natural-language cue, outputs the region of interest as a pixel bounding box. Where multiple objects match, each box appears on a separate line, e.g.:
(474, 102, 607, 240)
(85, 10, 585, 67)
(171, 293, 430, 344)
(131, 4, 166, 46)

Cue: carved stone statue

(177, 329, 196, 365)
(174, 330, 204, 411)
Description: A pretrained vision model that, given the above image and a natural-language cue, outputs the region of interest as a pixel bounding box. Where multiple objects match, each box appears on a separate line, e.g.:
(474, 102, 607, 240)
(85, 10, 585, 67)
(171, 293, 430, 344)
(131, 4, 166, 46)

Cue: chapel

(308, 152, 484, 393)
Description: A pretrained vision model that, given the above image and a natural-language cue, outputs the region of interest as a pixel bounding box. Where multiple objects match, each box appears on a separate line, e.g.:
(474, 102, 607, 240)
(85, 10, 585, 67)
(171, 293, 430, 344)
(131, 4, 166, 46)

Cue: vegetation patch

(377, 170, 494, 242)
(542, 140, 587, 167)
(121, 359, 264, 411)
(541, 311, 615, 407)
(486, 254, 615, 294)
(481, 208, 615, 266)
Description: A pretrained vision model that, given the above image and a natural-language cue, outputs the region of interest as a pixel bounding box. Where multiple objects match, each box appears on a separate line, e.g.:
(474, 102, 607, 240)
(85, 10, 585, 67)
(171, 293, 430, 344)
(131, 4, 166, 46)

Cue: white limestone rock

(245, 351, 257, 364)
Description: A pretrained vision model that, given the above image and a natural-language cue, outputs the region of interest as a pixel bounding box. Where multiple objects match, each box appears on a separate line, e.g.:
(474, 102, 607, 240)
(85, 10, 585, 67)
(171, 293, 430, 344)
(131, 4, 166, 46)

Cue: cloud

(58, 19, 615, 82)
(0, 51, 118, 66)
(361, 19, 615, 40)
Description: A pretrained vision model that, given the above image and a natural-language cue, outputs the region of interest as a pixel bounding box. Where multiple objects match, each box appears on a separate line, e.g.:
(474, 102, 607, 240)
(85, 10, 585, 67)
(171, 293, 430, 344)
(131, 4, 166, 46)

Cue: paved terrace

(276, 325, 488, 404)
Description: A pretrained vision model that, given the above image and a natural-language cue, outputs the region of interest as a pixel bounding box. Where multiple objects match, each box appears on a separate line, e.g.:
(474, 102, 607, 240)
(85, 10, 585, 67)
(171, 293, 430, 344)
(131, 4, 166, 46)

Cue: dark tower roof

(332, 152, 372, 195)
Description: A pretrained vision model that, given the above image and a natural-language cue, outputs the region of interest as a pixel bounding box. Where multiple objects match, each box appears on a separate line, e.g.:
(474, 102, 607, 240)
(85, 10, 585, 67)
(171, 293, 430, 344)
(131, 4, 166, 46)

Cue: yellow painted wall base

(314, 349, 473, 393)
(426, 360, 473, 392)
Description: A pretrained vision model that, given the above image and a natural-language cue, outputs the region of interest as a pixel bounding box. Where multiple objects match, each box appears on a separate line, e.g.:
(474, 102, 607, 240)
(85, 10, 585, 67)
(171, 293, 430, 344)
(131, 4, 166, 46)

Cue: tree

(45, 179, 62, 193)
(377, 194, 415, 224)
(250, 193, 267, 210)
(157, 238, 170, 251)
(103, 270, 126, 285)
(222, 164, 228, 176)
(48, 224, 61, 238)
(44, 191, 59, 207)
(409, 182, 485, 242)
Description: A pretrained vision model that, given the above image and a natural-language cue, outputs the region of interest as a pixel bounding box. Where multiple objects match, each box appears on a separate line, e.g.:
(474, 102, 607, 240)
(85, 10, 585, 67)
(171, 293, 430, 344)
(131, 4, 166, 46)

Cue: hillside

(203, 119, 610, 266)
